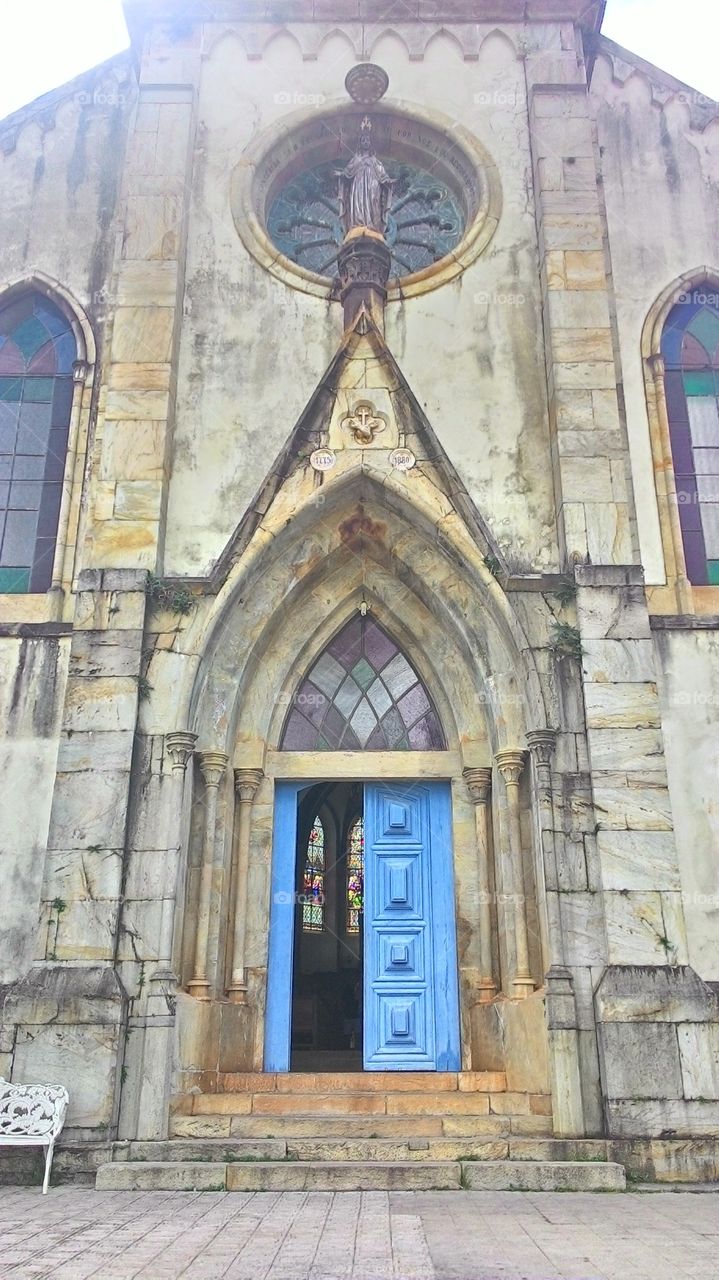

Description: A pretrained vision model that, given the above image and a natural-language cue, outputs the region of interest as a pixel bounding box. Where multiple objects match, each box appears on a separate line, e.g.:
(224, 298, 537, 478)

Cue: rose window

(266, 159, 466, 282)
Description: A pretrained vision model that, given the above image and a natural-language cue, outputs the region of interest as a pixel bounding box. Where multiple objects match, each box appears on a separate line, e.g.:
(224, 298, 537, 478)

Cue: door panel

(363, 781, 460, 1071)
(264, 781, 306, 1071)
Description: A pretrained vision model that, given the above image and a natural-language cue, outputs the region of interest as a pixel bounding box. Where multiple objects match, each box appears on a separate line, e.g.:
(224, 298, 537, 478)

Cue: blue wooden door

(264, 780, 306, 1071)
(363, 781, 460, 1071)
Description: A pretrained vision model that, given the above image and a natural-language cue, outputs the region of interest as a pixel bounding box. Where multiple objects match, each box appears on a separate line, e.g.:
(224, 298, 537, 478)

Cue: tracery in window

(662, 287, 719, 585)
(0, 293, 76, 593)
(302, 817, 325, 933)
(280, 615, 445, 751)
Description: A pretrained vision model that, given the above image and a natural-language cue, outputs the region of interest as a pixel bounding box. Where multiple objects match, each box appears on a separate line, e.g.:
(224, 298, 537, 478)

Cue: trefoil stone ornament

(342, 400, 388, 445)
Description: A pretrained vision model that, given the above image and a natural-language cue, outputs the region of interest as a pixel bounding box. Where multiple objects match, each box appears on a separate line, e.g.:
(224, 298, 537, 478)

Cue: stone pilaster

(87, 33, 199, 571)
(526, 72, 634, 568)
(574, 566, 687, 966)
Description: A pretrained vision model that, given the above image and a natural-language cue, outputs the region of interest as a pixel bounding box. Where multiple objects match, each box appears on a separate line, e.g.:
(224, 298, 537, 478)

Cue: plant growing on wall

(549, 622, 583, 659)
(146, 574, 195, 617)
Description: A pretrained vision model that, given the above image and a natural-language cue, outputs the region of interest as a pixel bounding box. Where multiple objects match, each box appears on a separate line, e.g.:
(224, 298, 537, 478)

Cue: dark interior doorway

(290, 781, 364, 1071)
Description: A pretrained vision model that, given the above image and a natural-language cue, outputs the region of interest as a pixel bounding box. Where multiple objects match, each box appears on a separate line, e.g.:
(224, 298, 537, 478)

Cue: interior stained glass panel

(346, 816, 364, 936)
(302, 818, 325, 933)
(0, 294, 75, 594)
(280, 615, 445, 751)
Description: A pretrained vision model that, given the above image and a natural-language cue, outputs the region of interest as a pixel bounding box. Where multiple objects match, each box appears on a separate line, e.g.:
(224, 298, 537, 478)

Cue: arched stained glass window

(346, 816, 364, 936)
(662, 288, 719, 585)
(302, 818, 325, 933)
(0, 293, 76, 593)
(280, 615, 445, 751)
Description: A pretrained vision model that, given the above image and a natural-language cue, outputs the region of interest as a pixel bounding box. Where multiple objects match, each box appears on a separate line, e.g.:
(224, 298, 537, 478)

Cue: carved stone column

(187, 750, 228, 1000)
(336, 230, 392, 332)
(152, 730, 198, 987)
(462, 767, 496, 1004)
(226, 768, 264, 1003)
(526, 729, 563, 972)
(495, 749, 535, 999)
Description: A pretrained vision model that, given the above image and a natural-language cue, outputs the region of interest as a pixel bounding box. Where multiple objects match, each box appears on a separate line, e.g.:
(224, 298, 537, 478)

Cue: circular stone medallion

(344, 63, 390, 105)
(389, 447, 416, 471)
(310, 448, 336, 471)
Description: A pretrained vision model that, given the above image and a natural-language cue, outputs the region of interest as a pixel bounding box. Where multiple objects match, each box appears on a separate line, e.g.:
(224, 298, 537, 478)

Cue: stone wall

(0, 55, 132, 365)
(163, 24, 560, 575)
(591, 43, 719, 588)
(653, 625, 719, 981)
(0, 634, 69, 982)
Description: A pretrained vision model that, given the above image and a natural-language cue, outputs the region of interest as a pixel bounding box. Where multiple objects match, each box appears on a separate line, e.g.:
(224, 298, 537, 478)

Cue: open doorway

(290, 781, 365, 1071)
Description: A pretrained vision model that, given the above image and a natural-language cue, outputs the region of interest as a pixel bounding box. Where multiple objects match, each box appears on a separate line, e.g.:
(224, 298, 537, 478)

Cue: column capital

(234, 767, 264, 802)
(198, 749, 228, 788)
(495, 749, 526, 785)
(165, 730, 198, 772)
(648, 352, 666, 379)
(525, 729, 557, 767)
(462, 766, 492, 805)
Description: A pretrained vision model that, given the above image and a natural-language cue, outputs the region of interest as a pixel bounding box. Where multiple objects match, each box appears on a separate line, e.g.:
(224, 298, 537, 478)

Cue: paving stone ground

(1, 1186, 718, 1280)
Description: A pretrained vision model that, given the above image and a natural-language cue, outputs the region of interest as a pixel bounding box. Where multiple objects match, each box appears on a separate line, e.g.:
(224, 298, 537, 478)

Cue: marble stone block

(599, 1022, 683, 1099)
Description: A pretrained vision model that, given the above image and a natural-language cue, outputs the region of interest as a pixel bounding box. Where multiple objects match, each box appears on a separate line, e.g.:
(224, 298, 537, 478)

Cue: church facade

(1, 0, 718, 1187)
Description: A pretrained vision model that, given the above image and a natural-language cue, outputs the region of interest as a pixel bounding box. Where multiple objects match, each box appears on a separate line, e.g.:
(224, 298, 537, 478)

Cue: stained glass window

(302, 818, 325, 933)
(0, 294, 76, 593)
(662, 288, 719, 585)
(267, 160, 464, 282)
(346, 816, 364, 936)
(280, 615, 445, 751)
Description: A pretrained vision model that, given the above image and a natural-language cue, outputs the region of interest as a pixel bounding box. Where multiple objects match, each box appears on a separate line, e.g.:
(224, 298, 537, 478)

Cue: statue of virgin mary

(338, 118, 394, 237)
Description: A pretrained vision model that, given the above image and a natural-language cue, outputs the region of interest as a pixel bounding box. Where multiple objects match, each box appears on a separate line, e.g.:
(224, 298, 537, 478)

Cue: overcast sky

(0, 0, 715, 121)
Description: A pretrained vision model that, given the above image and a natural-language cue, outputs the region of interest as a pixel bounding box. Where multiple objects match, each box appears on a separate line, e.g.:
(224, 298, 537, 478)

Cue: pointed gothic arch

(184, 466, 548, 760)
(279, 612, 446, 752)
(0, 274, 95, 598)
(642, 267, 719, 604)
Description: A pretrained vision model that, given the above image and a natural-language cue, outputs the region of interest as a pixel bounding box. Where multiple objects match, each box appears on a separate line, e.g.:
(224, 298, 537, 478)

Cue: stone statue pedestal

(337, 228, 392, 332)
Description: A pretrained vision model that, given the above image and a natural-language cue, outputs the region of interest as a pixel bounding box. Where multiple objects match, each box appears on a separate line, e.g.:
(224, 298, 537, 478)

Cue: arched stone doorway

(174, 478, 554, 1087)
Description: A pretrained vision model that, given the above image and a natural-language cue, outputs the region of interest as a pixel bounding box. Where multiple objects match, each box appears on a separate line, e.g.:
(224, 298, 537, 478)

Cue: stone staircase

(97, 1072, 626, 1192)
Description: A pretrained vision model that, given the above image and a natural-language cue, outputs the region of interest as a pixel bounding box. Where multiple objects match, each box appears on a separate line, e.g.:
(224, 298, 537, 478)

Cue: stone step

(462, 1161, 626, 1192)
(119, 1137, 610, 1164)
(170, 1112, 552, 1140)
(97, 1158, 626, 1193)
(192, 1071, 507, 1094)
(181, 1089, 544, 1118)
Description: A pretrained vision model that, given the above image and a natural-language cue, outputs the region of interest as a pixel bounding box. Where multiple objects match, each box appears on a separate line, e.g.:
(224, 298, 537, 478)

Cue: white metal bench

(0, 1078, 69, 1193)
